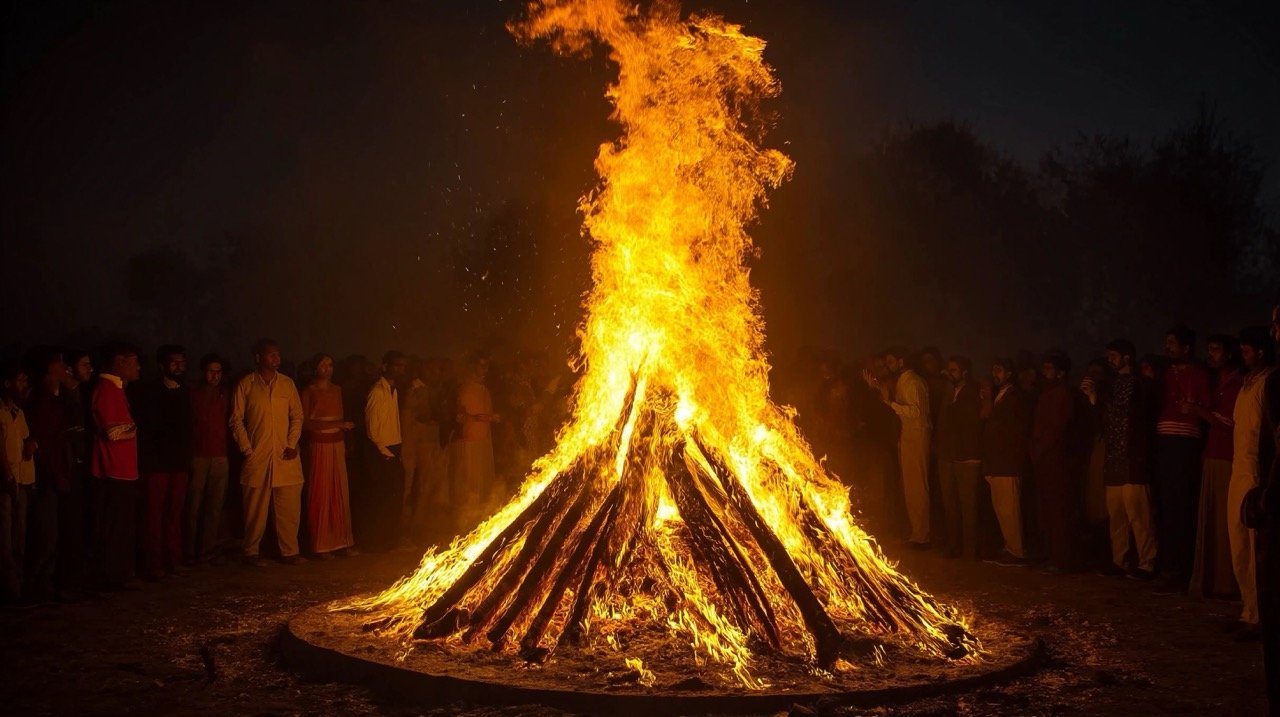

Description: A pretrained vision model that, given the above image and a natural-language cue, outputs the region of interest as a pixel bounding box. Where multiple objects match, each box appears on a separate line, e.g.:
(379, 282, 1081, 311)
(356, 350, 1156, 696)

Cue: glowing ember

(340, 0, 977, 688)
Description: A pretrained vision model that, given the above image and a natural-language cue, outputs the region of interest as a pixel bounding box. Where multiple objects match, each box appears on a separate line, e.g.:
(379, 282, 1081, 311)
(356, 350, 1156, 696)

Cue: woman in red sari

(302, 354, 356, 557)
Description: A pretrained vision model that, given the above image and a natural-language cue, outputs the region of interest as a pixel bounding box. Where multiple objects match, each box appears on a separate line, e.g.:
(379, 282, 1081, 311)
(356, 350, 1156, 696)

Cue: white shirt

(230, 371, 304, 488)
(365, 377, 402, 455)
(1231, 367, 1273, 485)
(891, 368, 932, 432)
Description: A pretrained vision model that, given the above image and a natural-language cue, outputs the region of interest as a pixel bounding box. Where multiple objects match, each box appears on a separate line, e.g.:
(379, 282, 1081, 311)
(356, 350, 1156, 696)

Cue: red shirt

(91, 376, 138, 480)
(1204, 368, 1243, 461)
(1156, 361, 1211, 439)
(191, 384, 229, 458)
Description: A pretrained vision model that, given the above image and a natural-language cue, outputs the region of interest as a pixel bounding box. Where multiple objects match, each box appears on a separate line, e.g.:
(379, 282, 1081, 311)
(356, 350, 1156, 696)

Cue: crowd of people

(783, 320, 1280, 658)
(0, 338, 572, 604)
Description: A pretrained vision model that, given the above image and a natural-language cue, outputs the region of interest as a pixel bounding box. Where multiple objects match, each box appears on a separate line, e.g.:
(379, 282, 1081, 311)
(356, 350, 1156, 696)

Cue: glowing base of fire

(286, 597, 1040, 712)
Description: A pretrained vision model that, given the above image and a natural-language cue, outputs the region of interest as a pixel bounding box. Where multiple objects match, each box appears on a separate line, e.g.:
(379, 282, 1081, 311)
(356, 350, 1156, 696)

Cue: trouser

(985, 475, 1024, 558)
(56, 467, 89, 589)
(939, 460, 982, 558)
(1228, 474, 1259, 623)
(242, 480, 302, 558)
(1154, 434, 1202, 579)
(24, 481, 59, 598)
(138, 471, 188, 577)
(1190, 458, 1237, 598)
(1035, 458, 1077, 571)
(90, 477, 137, 587)
(0, 485, 31, 599)
(1256, 526, 1280, 715)
(899, 426, 930, 544)
(1106, 483, 1158, 572)
(186, 457, 229, 561)
(362, 441, 404, 551)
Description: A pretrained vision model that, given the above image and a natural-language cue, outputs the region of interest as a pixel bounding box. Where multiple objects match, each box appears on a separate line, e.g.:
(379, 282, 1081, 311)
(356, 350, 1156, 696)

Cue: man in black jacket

(128, 345, 193, 580)
(981, 358, 1031, 566)
(937, 355, 984, 559)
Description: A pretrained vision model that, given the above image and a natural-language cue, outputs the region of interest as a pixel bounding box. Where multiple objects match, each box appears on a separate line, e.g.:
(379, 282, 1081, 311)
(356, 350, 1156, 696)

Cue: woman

(302, 354, 356, 557)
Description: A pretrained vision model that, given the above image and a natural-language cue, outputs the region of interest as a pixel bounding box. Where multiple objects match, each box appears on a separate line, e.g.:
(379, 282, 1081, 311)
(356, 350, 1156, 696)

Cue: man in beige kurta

(866, 347, 931, 546)
(230, 340, 304, 564)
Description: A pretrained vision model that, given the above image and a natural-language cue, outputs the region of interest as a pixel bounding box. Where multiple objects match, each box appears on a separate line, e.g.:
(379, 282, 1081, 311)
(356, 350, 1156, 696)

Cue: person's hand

(22, 438, 37, 460)
(341, 421, 355, 431)
(379, 447, 395, 460)
(860, 368, 877, 388)
(241, 447, 254, 459)
(282, 447, 298, 460)
(978, 382, 992, 401)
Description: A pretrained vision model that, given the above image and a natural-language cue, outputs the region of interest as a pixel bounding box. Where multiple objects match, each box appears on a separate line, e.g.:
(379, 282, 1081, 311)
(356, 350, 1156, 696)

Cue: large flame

(341, 0, 976, 688)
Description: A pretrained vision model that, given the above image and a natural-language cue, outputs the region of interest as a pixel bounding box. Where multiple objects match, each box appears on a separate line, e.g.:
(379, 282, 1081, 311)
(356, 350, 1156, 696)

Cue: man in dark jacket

(1102, 339, 1158, 579)
(128, 345, 193, 580)
(982, 358, 1031, 566)
(936, 355, 983, 559)
(1030, 349, 1087, 573)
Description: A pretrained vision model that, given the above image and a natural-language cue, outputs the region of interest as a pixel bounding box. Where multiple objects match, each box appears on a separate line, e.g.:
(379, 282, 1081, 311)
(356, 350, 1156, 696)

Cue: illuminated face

(990, 364, 1009, 387)
(162, 353, 186, 381)
(72, 356, 94, 384)
(204, 362, 224, 387)
(944, 361, 965, 385)
(119, 353, 142, 382)
(257, 346, 282, 372)
(1041, 361, 1060, 382)
(1105, 350, 1126, 373)
(315, 357, 334, 381)
(1205, 342, 1227, 370)
(1241, 343, 1264, 370)
(1164, 334, 1188, 360)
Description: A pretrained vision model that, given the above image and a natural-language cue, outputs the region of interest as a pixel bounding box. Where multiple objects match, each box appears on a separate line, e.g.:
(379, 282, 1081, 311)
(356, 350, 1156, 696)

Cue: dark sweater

(981, 384, 1031, 476)
(129, 379, 194, 474)
(937, 382, 983, 461)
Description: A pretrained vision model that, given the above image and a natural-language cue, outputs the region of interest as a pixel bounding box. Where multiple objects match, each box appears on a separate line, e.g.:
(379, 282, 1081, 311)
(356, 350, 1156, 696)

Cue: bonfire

(342, 0, 976, 688)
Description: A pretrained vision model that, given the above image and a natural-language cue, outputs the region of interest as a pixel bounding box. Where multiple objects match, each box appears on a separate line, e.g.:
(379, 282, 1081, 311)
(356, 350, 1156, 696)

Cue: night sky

(4, 0, 1278, 366)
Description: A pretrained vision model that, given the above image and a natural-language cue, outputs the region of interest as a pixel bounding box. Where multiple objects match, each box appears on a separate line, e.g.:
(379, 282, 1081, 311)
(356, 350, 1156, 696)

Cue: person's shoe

(1095, 563, 1126, 577)
(985, 551, 1028, 568)
(314, 552, 335, 560)
(279, 555, 304, 566)
(1125, 568, 1155, 581)
(1037, 564, 1064, 575)
(242, 555, 273, 568)
(339, 547, 361, 557)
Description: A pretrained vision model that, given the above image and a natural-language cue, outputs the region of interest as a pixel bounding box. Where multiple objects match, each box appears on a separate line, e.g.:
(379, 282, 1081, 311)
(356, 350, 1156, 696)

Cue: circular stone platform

(283, 597, 1043, 715)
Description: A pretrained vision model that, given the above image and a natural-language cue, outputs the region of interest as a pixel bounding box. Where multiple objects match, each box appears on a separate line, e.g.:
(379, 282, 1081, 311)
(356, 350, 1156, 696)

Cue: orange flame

(340, 0, 978, 688)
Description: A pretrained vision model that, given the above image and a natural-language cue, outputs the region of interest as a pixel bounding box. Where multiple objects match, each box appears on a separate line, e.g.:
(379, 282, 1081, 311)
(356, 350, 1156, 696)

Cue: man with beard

(129, 345, 193, 580)
(1101, 339, 1157, 580)
(981, 358, 1031, 566)
(936, 355, 983, 559)
(864, 346, 932, 547)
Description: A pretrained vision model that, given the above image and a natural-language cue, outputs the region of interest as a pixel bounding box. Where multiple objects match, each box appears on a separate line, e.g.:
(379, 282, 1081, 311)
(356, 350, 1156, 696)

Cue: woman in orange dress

(302, 354, 356, 556)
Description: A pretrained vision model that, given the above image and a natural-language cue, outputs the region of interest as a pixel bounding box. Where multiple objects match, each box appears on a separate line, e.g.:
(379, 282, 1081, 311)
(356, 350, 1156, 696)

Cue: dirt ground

(0, 541, 1267, 717)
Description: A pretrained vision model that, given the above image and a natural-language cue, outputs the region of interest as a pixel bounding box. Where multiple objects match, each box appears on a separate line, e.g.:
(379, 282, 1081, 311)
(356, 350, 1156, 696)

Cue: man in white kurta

(867, 347, 932, 545)
(1229, 335, 1272, 628)
(230, 340, 304, 564)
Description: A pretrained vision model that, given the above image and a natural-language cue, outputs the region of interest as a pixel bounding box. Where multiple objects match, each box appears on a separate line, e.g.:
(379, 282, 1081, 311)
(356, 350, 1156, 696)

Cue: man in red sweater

(1153, 325, 1212, 593)
(89, 343, 141, 590)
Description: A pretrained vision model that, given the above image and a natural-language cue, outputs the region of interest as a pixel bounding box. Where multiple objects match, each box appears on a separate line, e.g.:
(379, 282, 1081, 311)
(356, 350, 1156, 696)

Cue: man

(362, 351, 407, 551)
(1, 364, 35, 602)
(1153, 324, 1211, 590)
(1101, 339, 1158, 579)
(1190, 335, 1245, 599)
(936, 355, 983, 559)
(1246, 309, 1280, 713)
(1228, 329, 1271, 641)
(187, 353, 229, 564)
(1030, 349, 1084, 573)
(57, 349, 93, 592)
(89, 343, 141, 590)
(23, 348, 70, 601)
(864, 346, 931, 546)
(403, 357, 448, 544)
(230, 339, 304, 566)
(451, 352, 501, 534)
(130, 345, 193, 579)
(981, 358, 1031, 566)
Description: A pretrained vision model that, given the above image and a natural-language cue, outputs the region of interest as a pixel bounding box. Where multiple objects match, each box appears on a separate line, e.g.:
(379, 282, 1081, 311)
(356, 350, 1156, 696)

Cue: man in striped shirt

(1153, 324, 1211, 593)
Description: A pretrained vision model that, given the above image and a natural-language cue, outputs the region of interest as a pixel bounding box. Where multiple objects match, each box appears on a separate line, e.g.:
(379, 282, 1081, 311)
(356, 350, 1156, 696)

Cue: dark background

(4, 0, 1278, 372)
